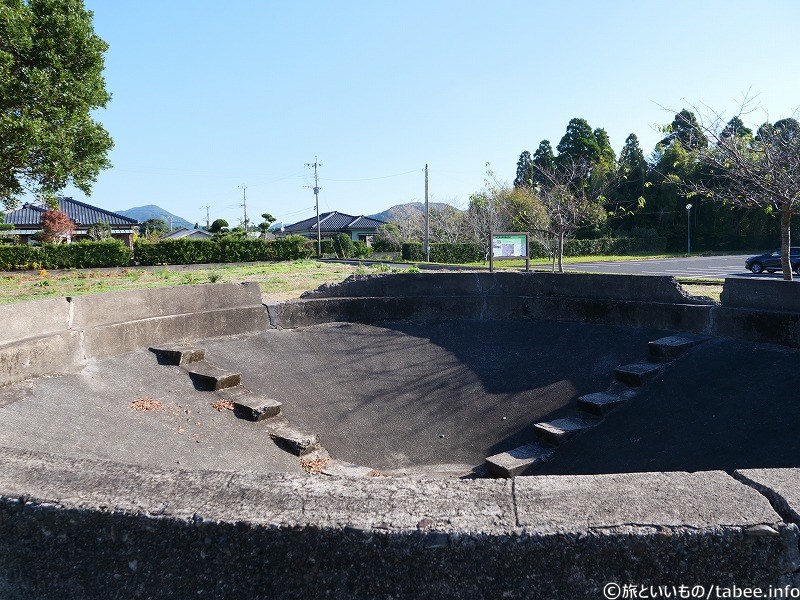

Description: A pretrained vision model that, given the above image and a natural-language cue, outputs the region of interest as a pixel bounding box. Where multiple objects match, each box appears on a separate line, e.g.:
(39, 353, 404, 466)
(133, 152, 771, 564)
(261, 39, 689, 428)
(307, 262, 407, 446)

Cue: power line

(320, 168, 422, 182)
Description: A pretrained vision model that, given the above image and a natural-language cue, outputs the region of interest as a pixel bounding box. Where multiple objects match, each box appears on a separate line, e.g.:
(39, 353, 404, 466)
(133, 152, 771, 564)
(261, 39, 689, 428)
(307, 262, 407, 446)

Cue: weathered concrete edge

(0, 447, 798, 597)
(0, 284, 269, 387)
(304, 272, 708, 305)
(269, 295, 712, 334)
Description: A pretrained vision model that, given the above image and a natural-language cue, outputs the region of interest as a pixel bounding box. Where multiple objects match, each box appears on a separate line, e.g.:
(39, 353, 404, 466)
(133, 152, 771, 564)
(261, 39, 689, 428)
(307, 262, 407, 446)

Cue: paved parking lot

(562, 255, 753, 279)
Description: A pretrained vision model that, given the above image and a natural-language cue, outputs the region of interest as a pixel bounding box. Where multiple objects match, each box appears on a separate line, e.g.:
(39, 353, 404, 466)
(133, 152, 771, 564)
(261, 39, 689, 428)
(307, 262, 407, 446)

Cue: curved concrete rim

(1, 272, 799, 596)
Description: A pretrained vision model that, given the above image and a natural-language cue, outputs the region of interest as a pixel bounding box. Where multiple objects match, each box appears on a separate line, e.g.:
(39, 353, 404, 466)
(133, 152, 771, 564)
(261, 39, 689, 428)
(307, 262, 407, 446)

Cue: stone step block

(149, 345, 205, 366)
(218, 387, 282, 421)
(268, 424, 321, 456)
(533, 415, 600, 446)
(614, 363, 663, 387)
(183, 361, 241, 391)
(648, 334, 709, 360)
(485, 442, 555, 478)
(577, 391, 629, 416)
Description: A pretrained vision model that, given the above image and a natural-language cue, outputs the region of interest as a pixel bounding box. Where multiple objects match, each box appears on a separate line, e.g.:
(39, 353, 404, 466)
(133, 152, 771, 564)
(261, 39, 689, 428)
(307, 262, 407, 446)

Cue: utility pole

(201, 204, 210, 230)
(424, 164, 430, 262)
(305, 158, 322, 257)
(239, 185, 248, 232)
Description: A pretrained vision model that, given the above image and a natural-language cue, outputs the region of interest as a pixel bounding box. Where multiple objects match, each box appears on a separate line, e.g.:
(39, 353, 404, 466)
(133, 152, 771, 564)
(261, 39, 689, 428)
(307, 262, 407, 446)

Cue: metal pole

(424, 164, 429, 262)
(314, 159, 321, 258)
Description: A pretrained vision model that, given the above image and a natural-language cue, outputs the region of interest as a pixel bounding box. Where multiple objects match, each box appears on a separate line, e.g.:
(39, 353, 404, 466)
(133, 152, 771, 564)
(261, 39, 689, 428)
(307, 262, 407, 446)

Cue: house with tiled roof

(281, 211, 386, 245)
(2, 197, 140, 248)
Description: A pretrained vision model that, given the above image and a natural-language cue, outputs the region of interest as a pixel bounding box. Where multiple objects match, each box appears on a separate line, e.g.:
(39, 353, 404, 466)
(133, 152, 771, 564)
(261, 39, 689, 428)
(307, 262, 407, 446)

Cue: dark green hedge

(403, 237, 667, 263)
(134, 235, 312, 266)
(0, 240, 131, 270)
(402, 242, 484, 263)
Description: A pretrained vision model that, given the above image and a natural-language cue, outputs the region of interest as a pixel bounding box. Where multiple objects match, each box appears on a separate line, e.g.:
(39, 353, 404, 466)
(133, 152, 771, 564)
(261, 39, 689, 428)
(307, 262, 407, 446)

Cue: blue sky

(67, 0, 800, 228)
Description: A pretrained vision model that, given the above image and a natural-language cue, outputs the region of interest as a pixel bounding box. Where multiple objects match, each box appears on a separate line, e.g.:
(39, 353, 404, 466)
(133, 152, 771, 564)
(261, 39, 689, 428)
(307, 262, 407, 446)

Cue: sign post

(489, 232, 530, 272)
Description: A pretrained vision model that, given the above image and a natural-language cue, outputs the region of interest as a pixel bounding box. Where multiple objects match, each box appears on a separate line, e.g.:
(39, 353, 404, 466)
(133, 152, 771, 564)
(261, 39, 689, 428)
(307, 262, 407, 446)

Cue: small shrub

(333, 233, 355, 258)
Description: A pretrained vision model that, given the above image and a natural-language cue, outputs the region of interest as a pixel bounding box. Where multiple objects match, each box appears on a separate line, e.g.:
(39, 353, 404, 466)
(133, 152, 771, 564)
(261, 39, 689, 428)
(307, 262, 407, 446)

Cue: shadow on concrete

(204, 321, 668, 471)
(537, 337, 800, 475)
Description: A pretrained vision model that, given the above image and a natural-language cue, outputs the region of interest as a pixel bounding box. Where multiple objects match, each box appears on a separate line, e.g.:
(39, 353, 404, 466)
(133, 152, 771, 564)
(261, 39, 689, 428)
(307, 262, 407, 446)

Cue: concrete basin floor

(5, 319, 798, 476)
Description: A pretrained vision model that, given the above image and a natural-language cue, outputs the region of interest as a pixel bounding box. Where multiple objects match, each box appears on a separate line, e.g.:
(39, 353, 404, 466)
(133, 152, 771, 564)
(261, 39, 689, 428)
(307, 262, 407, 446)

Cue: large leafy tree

(659, 109, 708, 152)
(38, 209, 74, 242)
(556, 118, 600, 169)
(0, 0, 113, 209)
(513, 150, 533, 189)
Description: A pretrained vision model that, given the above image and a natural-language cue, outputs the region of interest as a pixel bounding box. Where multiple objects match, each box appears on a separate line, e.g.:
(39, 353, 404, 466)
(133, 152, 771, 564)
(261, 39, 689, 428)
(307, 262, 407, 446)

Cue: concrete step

(268, 423, 321, 456)
(485, 442, 555, 478)
(218, 386, 282, 421)
(614, 363, 663, 387)
(533, 415, 600, 446)
(183, 361, 241, 391)
(149, 345, 205, 366)
(577, 391, 629, 416)
(648, 334, 709, 360)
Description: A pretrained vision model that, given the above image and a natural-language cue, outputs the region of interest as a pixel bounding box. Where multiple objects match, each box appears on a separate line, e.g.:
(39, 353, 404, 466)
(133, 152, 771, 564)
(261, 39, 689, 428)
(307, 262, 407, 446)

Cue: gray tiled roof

(283, 211, 386, 233)
(2, 197, 139, 227)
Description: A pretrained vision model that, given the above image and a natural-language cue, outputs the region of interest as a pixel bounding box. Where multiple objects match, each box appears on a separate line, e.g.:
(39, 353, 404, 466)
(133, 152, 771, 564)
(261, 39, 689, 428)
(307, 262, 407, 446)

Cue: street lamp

(685, 203, 693, 255)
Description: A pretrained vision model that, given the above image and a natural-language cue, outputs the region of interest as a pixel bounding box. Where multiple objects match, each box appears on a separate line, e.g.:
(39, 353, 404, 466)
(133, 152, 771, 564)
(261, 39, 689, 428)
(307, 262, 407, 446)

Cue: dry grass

(0, 260, 362, 304)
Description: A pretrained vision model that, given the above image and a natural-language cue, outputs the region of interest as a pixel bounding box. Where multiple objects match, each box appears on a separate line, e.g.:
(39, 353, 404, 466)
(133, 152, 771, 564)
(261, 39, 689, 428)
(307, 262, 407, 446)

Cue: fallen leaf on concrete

(210, 399, 234, 412)
(128, 397, 162, 412)
(300, 456, 332, 475)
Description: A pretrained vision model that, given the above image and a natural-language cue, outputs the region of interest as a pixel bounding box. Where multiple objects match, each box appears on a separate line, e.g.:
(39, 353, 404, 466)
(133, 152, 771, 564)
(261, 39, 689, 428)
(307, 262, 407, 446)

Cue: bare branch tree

(429, 202, 467, 243)
(530, 157, 608, 272)
(687, 107, 800, 279)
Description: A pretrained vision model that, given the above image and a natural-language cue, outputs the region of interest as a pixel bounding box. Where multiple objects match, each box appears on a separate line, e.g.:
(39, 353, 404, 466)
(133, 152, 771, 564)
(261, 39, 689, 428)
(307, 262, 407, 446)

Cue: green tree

(209, 218, 229, 234)
(86, 221, 111, 240)
(659, 109, 708, 152)
(332, 232, 354, 258)
(0, 0, 113, 209)
(513, 150, 534, 189)
(140, 218, 168, 237)
(531, 140, 556, 188)
(556, 118, 601, 169)
(258, 212, 276, 235)
(609, 133, 648, 224)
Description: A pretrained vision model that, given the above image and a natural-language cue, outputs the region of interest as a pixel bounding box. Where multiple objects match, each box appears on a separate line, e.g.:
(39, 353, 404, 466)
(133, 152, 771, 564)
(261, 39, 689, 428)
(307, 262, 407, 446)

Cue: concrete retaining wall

(306, 272, 706, 304)
(721, 278, 800, 312)
(0, 283, 266, 386)
(1, 447, 797, 599)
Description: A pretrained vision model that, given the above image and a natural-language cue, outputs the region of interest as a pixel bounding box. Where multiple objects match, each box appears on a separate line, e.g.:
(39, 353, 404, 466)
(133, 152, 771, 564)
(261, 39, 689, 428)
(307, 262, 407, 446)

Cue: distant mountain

(370, 201, 458, 223)
(115, 205, 193, 230)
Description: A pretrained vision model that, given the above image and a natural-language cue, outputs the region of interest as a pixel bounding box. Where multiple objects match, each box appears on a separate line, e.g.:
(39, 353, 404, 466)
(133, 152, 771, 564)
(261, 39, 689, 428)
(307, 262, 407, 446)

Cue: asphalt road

(337, 254, 773, 279)
(560, 254, 754, 279)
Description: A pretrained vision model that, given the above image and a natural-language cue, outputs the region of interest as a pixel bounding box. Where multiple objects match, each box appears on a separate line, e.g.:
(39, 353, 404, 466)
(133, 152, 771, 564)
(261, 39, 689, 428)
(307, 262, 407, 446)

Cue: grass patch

(0, 260, 362, 304)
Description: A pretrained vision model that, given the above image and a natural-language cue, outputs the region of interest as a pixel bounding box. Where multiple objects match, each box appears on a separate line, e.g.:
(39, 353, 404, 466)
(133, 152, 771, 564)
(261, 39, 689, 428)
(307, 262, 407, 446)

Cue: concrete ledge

(306, 272, 707, 304)
(70, 282, 264, 328)
(0, 447, 797, 598)
(271, 295, 711, 333)
(0, 331, 83, 387)
(0, 284, 268, 386)
(0, 297, 70, 343)
(721, 278, 800, 312)
(712, 306, 800, 347)
(82, 306, 267, 359)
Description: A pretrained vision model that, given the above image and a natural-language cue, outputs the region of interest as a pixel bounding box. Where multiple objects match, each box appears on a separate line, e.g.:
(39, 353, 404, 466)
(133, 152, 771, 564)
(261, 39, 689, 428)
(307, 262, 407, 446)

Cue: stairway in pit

(484, 334, 709, 478)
